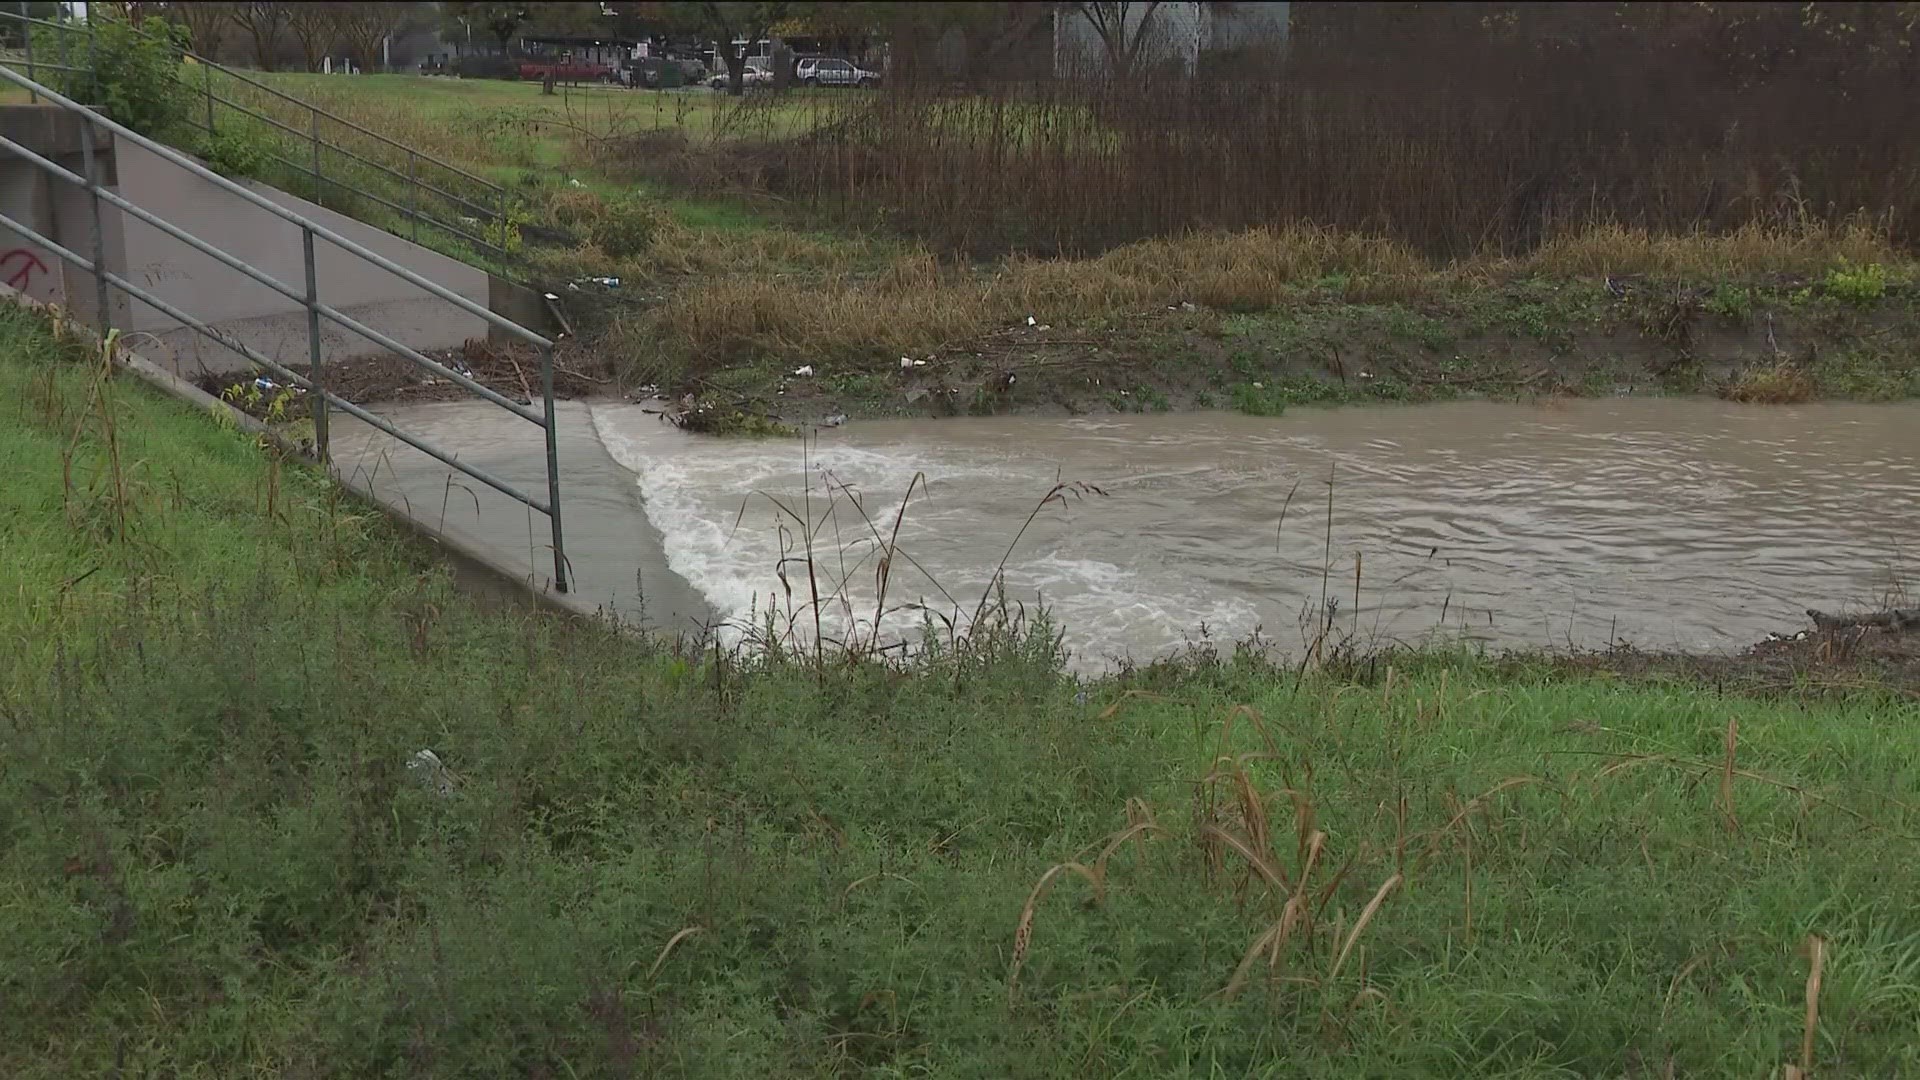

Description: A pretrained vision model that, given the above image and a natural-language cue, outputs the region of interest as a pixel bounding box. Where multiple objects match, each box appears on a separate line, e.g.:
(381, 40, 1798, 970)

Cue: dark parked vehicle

(519, 59, 617, 83)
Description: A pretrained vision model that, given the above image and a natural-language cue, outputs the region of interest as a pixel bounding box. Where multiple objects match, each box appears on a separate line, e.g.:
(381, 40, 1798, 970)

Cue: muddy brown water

(335, 398, 1919, 673)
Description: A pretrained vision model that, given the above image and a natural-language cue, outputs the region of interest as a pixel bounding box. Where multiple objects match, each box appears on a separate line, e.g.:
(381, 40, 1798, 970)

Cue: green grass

(8, 300, 1920, 1075)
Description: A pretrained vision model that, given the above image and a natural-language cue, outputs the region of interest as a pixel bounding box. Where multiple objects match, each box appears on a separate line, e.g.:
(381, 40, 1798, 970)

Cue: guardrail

(2, 6, 519, 275)
(0, 63, 570, 593)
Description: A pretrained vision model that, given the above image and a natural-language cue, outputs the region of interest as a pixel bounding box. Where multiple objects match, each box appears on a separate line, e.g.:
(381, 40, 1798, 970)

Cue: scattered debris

(1808, 607, 1920, 632)
(820, 412, 848, 428)
(792, 365, 815, 377)
(568, 178, 585, 188)
(1026, 315, 1037, 327)
(899, 356, 928, 369)
(407, 749, 456, 797)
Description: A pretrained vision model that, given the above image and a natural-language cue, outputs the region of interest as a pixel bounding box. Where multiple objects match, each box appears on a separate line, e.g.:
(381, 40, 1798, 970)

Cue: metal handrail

(3, 8, 519, 274)
(0, 70, 547, 347)
(0, 213, 555, 518)
(190, 51, 508, 204)
(204, 89, 505, 250)
(0, 63, 569, 592)
(0, 134, 546, 425)
(194, 78, 512, 248)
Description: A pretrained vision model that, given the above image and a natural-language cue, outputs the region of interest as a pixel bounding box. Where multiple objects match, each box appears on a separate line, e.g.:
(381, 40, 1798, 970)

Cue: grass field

(246, 72, 832, 174)
(7, 298, 1920, 1076)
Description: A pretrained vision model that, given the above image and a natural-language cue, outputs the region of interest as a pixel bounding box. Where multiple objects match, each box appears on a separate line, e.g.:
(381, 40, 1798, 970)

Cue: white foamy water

(590, 404, 1260, 665)
(590, 399, 1920, 672)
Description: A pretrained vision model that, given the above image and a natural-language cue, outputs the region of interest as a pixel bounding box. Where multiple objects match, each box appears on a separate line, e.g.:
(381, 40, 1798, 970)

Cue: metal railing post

(540, 343, 568, 593)
(309, 108, 321, 200)
(303, 227, 328, 460)
(78, 116, 109, 339)
(20, 1, 35, 104)
(407, 150, 418, 241)
(496, 187, 509, 274)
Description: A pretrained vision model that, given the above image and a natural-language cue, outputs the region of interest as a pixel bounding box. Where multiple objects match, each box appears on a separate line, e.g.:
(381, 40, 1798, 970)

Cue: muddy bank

(198, 273, 1920, 434)
(615, 275, 1920, 431)
(192, 338, 615, 416)
(1563, 608, 1920, 696)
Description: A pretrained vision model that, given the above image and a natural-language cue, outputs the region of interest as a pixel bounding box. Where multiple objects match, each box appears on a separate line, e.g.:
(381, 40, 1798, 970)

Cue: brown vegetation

(694, 5, 1920, 260)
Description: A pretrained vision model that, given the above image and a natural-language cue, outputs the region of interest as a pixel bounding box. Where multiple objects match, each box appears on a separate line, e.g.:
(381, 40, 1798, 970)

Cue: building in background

(1053, 2, 1291, 79)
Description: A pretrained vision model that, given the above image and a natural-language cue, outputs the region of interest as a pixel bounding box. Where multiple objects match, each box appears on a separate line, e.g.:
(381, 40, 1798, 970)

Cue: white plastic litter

(1026, 315, 1037, 326)
(792, 365, 815, 377)
(407, 749, 456, 797)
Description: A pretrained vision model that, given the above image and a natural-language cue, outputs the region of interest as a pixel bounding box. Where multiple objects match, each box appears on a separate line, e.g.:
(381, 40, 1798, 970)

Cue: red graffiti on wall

(0, 248, 49, 291)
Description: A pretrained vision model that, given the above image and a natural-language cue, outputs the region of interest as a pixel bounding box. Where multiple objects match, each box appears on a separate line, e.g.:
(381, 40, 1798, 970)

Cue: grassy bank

(167, 74, 1919, 430)
(7, 303, 1920, 1076)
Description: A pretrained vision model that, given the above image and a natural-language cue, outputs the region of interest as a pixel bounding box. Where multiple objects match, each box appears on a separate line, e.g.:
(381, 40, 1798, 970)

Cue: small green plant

(585, 195, 679, 257)
(219, 380, 301, 422)
(41, 16, 194, 139)
(196, 128, 273, 179)
(1231, 383, 1288, 416)
(1703, 283, 1754, 324)
(1822, 261, 1888, 306)
(483, 202, 528, 255)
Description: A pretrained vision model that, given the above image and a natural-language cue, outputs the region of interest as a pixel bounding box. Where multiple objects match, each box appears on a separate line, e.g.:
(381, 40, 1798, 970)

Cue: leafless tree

(337, 2, 424, 74)
(227, 2, 290, 70)
(1067, 1, 1168, 79)
(175, 1, 236, 56)
(285, 2, 346, 72)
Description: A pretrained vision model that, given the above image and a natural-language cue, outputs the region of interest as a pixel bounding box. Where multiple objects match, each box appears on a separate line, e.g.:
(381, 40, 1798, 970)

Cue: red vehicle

(518, 60, 616, 83)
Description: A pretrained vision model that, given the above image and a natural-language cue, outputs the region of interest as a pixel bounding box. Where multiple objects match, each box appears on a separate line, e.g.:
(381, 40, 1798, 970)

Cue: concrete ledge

(0, 104, 115, 159)
(0, 282, 610, 627)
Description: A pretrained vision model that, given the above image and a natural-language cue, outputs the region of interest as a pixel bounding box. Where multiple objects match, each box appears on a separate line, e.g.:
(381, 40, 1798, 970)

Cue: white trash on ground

(407, 749, 457, 797)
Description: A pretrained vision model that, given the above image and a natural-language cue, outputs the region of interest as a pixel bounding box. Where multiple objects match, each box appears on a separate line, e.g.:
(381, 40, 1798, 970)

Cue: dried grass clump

(1724, 360, 1817, 404)
(1523, 220, 1902, 279)
(647, 274, 989, 363)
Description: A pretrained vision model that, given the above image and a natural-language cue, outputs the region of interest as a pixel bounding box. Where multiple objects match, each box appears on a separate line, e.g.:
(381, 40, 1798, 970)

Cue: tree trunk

(724, 44, 746, 95)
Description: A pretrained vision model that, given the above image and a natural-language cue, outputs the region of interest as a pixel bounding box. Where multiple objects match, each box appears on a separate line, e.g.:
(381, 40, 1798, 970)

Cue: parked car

(519, 60, 617, 84)
(795, 57, 880, 88)
(626, 56, 710, 88)
(707, 56, 773, 89)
